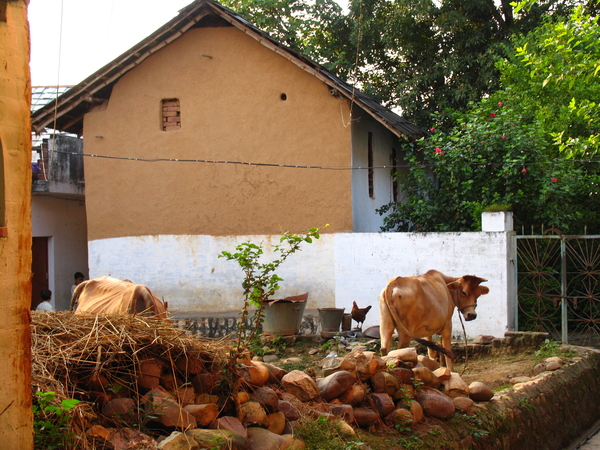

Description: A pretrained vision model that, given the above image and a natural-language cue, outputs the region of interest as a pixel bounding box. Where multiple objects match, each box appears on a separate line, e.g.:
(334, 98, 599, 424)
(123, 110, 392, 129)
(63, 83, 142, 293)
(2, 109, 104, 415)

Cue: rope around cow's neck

(458, 312, 469, 375)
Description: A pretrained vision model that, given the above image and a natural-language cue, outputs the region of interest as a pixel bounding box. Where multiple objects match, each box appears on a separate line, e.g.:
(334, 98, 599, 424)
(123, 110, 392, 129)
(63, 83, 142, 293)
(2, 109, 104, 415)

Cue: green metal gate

(516, 231, 600, 346)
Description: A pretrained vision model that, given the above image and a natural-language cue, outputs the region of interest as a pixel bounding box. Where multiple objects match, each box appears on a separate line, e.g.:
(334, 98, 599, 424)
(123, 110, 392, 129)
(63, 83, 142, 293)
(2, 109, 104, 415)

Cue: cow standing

(379, 270, 489, 371)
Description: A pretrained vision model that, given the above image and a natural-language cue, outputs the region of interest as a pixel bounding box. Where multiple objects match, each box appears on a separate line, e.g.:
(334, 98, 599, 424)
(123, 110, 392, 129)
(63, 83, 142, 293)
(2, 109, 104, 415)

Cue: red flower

(551, 178, 558, 182)
(429, 128, 436, 132)
(441, 152, 445, 156)
(490, 113, 496, 118)
(501, 134, 506, 140)
(498, 102, 503, 107)
(522, 168, 527, 173)
(435, 147, 442, 153)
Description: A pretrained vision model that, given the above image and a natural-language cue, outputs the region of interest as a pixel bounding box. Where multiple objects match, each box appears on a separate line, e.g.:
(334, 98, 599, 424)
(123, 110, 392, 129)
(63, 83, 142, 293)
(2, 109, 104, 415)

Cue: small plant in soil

(219, 226, 325, 416)
(295, 415, 358, 450)
(220, 226, 324, 361)
(534, 338, 576, 364)
(321, 339, 336, 353)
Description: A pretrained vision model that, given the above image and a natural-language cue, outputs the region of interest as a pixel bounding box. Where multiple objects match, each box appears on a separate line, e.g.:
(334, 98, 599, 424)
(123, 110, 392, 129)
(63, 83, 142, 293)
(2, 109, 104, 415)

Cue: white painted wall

(31, 195, 88, 310)
(88, 234, 336, 314)
(333, 232, 515, 339)
(88, 229, 516, 339)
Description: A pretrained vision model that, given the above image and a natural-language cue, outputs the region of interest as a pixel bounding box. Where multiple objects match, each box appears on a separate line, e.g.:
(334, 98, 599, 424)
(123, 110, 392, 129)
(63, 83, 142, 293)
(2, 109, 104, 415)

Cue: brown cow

(379, 270, 489, 371)
(70, 276, 169, 319)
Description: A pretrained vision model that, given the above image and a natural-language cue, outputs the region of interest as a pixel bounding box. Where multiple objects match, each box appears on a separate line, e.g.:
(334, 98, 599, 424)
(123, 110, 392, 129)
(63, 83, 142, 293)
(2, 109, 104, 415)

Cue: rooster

(351, 301, 372, 330)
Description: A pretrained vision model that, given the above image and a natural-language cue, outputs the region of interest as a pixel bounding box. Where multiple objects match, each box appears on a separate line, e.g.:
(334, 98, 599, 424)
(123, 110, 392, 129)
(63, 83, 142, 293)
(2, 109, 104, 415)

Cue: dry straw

(31, 311, 232, 449)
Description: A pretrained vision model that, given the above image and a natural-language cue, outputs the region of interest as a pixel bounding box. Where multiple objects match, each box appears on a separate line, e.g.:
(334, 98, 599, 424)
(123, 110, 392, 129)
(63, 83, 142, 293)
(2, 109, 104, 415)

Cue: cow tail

(414, 338, 455, 360)
(383, 278, 455, 361)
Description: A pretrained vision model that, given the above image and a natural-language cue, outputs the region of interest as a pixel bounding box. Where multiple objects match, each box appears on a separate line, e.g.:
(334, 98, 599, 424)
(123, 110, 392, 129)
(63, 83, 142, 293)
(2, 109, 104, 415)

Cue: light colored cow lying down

(70, 276, 169, 319)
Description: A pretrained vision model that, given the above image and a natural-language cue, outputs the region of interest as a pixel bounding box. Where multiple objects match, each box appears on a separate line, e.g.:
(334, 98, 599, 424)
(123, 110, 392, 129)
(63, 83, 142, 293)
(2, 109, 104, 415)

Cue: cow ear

(446, 280, 460, 291)
(479, 286, 490, 295)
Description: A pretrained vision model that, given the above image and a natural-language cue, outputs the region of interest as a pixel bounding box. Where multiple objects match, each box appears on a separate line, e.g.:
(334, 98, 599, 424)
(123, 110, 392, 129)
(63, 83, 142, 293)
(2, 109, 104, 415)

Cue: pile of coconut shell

(31, 312, 232, 449)
(31, 312, 498, 450)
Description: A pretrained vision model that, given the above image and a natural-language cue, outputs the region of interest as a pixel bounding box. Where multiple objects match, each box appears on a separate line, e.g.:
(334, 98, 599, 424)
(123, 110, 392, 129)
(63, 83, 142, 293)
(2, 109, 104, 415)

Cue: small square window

(162, 99, 181, 131)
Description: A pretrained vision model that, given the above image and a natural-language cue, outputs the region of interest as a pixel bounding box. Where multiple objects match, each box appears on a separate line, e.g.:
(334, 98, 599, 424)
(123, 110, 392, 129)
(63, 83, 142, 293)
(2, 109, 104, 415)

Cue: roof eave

(31, 0, 424, 140)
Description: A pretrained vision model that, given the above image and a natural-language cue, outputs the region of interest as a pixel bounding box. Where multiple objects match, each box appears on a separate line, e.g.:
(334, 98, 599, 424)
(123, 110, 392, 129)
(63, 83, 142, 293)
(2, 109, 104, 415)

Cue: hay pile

(31, 311, 233, 448)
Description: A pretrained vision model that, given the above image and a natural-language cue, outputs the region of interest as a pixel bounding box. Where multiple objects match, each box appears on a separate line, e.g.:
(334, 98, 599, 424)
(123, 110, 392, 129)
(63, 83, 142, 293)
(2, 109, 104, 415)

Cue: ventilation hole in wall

(280, 93, 287, 101)
(162, 98, 181, 131)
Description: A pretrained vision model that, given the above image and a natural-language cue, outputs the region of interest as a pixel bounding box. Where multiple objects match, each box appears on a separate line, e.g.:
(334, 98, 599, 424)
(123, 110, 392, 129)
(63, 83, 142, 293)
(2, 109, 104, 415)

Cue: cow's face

(447, 276, 489, 321)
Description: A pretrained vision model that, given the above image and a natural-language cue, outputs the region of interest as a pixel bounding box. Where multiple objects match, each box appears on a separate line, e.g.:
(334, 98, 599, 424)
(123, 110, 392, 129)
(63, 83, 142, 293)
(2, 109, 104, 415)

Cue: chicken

(351, 301, 372, 330)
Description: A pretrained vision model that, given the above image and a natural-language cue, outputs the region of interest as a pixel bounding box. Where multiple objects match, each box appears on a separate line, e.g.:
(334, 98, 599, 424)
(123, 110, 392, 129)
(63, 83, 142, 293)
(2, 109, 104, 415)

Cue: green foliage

(208, 436, 227, 450)
(33, 391, 81, 450)
(394, 422, 412, 433)
(220, 226, 324, 359)
(395, 434, 424, 450)
(379, 99, 600, 234)
(270, 334, 289, 353)
(321, 339, 336, 353)
(534, 338, 562, 360)
(499, 2, 600, 158)
(492, 383, 512, 392)
(517, 397, 536, 412)
(219, 0, 351, 75)
(221, 0, 587, 130)
(534, 338, 576, 363)
(472, 429, 490, 439)
(482, 203, 512, 212)
(281, 360, 308, 371)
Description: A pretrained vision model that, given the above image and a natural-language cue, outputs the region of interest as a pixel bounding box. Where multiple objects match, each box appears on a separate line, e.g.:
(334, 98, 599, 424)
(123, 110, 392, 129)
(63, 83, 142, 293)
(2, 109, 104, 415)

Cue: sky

(29, 0, 349, 88)
(29, 0, 190, 86)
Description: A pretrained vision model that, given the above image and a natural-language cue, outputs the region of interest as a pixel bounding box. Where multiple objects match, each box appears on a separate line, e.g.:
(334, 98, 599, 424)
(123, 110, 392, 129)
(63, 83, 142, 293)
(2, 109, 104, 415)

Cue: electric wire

(47, 148, 600, 171)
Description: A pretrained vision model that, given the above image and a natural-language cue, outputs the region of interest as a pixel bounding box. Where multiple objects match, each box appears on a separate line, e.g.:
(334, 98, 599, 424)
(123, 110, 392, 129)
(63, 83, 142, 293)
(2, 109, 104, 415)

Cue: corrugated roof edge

(31, 0, 424, 139)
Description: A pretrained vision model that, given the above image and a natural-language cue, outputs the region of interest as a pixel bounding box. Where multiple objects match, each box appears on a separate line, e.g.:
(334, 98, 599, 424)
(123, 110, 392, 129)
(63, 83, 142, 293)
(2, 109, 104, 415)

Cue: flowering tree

(378, 100, 600, 233)
(379, 2, 600, 234)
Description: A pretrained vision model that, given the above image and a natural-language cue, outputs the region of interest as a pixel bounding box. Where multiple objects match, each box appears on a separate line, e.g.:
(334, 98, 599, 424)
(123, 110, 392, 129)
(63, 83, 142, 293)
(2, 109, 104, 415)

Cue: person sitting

(36, 289, 54, 311)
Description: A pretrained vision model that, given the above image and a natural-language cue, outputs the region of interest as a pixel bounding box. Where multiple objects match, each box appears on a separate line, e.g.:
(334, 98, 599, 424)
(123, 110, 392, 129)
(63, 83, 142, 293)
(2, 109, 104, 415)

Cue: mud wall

(0, 1, 33, 448)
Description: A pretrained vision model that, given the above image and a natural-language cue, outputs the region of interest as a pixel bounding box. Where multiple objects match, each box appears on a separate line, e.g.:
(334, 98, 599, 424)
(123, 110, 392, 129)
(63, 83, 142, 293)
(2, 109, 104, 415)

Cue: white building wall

(31, 195, 88, 310)
(351, 111, 408, 232)
(333, 232, 515, 339)
(88, 229, 515, 339)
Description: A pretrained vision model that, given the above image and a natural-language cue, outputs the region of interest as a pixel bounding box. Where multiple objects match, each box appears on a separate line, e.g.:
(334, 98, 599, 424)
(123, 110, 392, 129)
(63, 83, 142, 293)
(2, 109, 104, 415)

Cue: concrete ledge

(419, 349, 600, 450)
(171, 311, 322, 338)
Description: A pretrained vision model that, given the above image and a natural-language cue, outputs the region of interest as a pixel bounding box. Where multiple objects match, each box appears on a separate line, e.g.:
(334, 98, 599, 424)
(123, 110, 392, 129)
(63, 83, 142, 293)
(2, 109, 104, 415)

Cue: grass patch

(492, 383, 511, 392)
(534, 339, 577, 364)
(295, 416, 364, 450)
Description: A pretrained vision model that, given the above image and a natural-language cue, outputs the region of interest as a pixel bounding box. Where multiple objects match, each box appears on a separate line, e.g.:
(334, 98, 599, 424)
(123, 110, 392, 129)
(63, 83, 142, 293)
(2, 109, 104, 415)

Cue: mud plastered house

(31, 0, 424, 316)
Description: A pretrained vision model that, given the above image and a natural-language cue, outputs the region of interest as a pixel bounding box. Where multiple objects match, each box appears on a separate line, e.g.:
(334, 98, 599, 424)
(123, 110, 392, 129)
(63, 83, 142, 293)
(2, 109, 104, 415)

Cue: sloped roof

(31, 0, 423, 139)
(31, 86, 73, 112)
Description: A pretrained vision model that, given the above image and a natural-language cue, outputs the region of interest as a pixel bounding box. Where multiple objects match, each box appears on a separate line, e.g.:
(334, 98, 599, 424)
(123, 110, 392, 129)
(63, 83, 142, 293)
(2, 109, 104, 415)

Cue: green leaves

(220, 226, 325, 361)
(33, 391, 81, 450)
(502, 4, 600, 158)
(379, 99, 600, 234)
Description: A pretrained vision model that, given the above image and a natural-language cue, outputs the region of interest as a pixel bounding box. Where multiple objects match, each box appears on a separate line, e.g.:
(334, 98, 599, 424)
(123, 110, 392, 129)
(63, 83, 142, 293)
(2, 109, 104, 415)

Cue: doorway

(31, 237, 49, 309)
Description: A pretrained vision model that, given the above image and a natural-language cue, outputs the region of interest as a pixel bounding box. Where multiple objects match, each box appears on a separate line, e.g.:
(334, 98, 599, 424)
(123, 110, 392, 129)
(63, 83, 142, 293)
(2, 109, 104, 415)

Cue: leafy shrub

(33, 391, 81, 450)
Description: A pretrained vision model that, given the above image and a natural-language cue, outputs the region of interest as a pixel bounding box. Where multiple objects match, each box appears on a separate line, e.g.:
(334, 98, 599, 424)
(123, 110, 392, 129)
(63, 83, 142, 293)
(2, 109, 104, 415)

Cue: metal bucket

(318, 307, 345, 337)
(262, 300, 307, 336)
